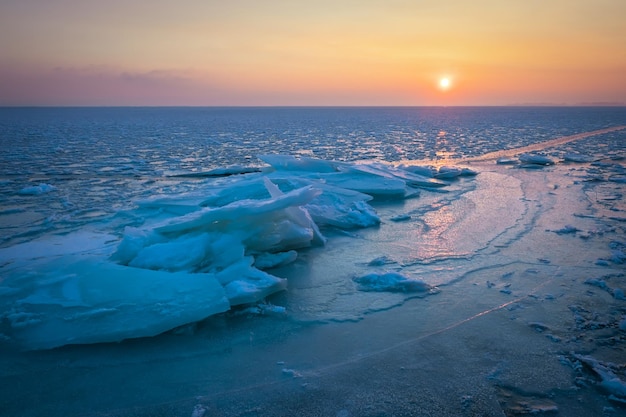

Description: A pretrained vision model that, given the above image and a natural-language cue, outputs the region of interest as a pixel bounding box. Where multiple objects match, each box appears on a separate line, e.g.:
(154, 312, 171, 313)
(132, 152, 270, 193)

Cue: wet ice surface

(1, 107, 626, 416)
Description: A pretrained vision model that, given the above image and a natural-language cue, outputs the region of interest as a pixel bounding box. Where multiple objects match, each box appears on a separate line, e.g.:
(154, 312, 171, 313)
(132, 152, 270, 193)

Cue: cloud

(118, 69, 189, 85)
(0, 66, 235, 106)
(0, 65, 424, 106)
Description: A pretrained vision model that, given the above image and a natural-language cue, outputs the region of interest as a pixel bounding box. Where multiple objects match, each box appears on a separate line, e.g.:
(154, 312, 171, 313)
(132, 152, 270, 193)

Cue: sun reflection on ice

(435, 129, 456, 162)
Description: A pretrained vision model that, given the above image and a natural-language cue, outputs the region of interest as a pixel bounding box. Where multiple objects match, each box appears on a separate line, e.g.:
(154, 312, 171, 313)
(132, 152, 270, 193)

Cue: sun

(438, 77, 451, 91)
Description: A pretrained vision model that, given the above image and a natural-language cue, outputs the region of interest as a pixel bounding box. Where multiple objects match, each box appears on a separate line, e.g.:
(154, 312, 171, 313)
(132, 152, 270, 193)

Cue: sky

(1, 0, 625, 106)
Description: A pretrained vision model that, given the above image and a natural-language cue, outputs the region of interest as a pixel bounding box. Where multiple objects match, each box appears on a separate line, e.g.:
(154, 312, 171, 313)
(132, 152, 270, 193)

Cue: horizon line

(2, 103, 626, 109)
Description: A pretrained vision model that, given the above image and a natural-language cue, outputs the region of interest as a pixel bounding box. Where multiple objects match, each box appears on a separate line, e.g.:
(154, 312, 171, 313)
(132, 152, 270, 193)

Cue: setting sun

(439, 77, 452, 91)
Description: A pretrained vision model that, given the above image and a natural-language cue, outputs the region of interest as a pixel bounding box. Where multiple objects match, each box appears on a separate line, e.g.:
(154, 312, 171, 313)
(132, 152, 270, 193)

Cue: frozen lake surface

(1, 107, 626, 416)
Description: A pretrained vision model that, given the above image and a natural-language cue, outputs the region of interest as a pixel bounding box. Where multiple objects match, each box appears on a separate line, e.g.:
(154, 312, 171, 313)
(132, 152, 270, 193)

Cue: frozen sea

(1, 106, 626, 416)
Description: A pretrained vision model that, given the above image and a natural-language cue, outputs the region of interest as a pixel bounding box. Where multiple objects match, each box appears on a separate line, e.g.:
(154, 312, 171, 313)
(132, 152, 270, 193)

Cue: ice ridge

(0, 155, 474, 350)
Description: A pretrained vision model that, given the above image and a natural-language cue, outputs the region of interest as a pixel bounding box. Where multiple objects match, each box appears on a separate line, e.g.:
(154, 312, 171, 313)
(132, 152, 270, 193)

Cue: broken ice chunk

(354, 272, 432, 293)
(496, 157, 518, 165)
(574, 354, 626, 401)
(17, 183, 56, 195)
(563, 153, 595, 163)
(519, 153, 555, 166)
(1, 258, 230, 350)
(552, 225, 579, 235)
(367, 256, 396, 266)
(258, 154, 342, 173)
(254, 250, 298, 269)
(390, 213, 411, 222)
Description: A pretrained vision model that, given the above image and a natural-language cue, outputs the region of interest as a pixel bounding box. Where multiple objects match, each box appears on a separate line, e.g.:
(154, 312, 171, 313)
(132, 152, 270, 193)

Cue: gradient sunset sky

(1, 0, 625, 106)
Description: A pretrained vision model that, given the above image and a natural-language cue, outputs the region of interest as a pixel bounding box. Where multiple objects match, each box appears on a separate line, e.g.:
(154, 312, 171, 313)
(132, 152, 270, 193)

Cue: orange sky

(1, 0, 625, 106)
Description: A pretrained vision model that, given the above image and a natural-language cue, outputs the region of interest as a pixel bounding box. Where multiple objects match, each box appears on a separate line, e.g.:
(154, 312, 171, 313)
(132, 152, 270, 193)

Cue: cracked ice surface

(1, 108, 626, 417)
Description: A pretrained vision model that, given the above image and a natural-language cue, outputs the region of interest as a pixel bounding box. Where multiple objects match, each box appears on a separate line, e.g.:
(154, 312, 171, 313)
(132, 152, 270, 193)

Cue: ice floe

(434, 166, 478, 179)
(170, 165, 262, 178)
(496, 157, 518, 165)
(571, 354, 626, 402)
(17, 183, 56, 195)
(563, 153, 595, 163)
(518, 153, 555, 166)
(2, 257, 230, 350)
(584, 273, 626, 299)
(353, 272, 434, 293)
